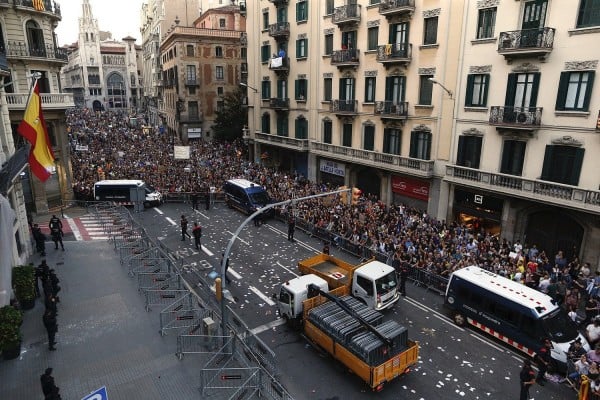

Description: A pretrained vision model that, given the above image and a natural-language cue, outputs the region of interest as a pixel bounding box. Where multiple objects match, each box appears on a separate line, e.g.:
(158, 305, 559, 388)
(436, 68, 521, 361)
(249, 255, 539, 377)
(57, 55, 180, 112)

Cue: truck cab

(352, 261, 399, 310)
(276, 275, 329, 321)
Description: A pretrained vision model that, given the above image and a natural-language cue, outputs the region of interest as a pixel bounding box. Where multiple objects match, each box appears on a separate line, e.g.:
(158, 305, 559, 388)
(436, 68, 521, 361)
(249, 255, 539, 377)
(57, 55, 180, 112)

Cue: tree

(212, 88, 247, 141)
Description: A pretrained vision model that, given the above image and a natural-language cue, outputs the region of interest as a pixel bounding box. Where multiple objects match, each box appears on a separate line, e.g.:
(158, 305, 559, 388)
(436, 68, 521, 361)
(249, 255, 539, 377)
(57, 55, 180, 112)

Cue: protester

(192, 222, 202, 250)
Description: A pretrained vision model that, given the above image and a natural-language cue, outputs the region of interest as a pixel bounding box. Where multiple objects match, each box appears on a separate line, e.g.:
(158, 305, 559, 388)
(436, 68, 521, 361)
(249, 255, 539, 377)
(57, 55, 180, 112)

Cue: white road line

(165, 217, 177, 226)
(276, 262, 299, 277)
(63, 214, 69, 218)
(402, 297, 461, 330)
(91, 236, 109, 240)
(201, 245, 214, 257)
(469, 333, 506, 353)
(194, 209, 209, 219)
(228, 268, 242, 280)
(66, 218, 82, 241)
(249, 286, 275, 306)
(265, 225, 320, 253)
(226, 231, 249, 246)
(250, 318, 286, 335)
(154, 208, 164, 215)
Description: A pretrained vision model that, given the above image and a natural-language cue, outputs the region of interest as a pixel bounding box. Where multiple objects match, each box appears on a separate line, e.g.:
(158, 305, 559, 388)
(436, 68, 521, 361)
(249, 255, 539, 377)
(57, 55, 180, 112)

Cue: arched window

(26, 20, 46, 57)
(106, 73, 126, 108)
(295, 115, 308, 139)
(261, 113, 271, 134)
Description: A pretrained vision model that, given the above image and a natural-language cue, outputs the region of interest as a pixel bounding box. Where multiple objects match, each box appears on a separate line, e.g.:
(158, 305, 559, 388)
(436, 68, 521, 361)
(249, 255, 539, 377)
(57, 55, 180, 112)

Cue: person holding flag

(17, 76, 55, 183)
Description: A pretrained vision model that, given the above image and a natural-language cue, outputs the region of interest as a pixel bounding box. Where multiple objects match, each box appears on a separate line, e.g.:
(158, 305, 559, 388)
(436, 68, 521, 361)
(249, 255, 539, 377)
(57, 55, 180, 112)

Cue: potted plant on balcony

(0, 305, 23, 360)
(12, 264, 36, 310)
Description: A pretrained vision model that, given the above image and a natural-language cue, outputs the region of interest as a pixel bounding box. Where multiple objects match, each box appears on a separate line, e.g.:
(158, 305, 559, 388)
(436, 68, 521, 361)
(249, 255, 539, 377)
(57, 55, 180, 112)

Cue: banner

(17, 79, 55, 182)
(173, 146, 190, 160)
(391, 175, 430, 201)
(33, 0, 45, 11)
(270, 57, 283, 68)
(319, 159, 345, 177)
(75, 145, 89, 151)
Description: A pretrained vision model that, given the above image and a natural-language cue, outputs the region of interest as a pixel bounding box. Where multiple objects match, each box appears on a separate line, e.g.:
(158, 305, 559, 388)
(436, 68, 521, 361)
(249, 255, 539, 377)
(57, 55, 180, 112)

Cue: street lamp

(429, 78, 453, 99)
(239, 81, 258, 93)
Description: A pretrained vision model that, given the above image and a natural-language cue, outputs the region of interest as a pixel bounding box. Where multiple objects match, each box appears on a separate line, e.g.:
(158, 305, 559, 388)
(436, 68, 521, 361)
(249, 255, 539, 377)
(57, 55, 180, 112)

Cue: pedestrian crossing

(73, 215, 109, 240)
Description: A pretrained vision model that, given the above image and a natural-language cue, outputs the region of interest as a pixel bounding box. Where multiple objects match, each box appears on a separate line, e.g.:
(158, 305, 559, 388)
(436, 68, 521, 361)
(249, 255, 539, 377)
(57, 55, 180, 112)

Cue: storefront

(453, 188, 503, 235)
(391, 175, 429, 209)
(319, 159, 345, 187)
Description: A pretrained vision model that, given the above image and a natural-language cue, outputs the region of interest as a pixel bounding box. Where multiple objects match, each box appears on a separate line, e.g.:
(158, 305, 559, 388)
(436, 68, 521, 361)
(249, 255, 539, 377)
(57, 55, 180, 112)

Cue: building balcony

(378, 0, 415, 18)
(13, 0, 62, 19)
(376, 43, 412, 67)
(269, 56, 289, 76)
(311, 141, 434, 178)
(178, 112, 202, 123)
(330, 99, 358, 115)
(255, 132, 309, 152)
(268, 22, 290, 42)
(374, 101, 409, 120)
(184, 79, 199, 86)
(6, 41, 67, 64)
(269, 97, 289, 111)
(332, 4, 361, 26)
(445, 165, 600, 214)
(330, 49, 360, 68)
(497, 27, 555, 61)
(5, 92, 74, 111)
(489, 106, 542, 130)
(268, 0, 288, 6)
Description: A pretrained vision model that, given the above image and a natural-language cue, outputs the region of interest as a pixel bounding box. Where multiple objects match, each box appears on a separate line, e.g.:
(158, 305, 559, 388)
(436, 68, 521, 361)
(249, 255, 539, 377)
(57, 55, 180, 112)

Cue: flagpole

(22, 72, 42, 111)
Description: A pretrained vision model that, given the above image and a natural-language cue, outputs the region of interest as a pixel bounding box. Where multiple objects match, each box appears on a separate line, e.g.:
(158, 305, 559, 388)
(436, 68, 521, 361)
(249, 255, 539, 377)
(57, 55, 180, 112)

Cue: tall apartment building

(158, 5, 246, 142)
(446, 0, 600, 264)
(0, 0, 74, 275)
(245, 0, 464, 219)
(61, 0, 143, 112)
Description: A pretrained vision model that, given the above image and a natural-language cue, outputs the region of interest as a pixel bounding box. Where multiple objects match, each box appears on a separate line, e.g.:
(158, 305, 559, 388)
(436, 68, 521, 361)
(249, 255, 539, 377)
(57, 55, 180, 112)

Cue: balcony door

(521, 0, 547, 47)
(385, 76, 405, 105)
(339, 78, 355, 101)
(277, 6, 287, 23)
(389, 22, 409, 46)
(504, 72, 539, 122)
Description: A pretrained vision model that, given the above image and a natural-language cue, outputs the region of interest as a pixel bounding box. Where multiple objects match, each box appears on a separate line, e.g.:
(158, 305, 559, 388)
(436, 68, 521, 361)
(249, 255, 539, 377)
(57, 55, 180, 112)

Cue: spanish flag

(17, 80, 54, 182)
(33, 0, 45, 11)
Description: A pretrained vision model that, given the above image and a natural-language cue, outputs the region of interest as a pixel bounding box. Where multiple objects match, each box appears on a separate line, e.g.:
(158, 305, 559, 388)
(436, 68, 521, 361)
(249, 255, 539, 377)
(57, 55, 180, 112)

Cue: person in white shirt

(587, 320, 600, 348)
(568, 354, 590, 382)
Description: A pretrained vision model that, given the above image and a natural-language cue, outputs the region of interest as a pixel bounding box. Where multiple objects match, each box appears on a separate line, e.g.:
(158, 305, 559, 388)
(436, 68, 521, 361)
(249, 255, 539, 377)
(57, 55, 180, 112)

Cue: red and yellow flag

(17, 80, 54, 182)
(33, 0, 45, 11)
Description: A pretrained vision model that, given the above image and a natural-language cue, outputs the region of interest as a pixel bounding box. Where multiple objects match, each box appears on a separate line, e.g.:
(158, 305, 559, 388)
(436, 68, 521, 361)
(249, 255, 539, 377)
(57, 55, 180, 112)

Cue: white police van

(445, 266, 589, 365)
(94, 179, 162, 207)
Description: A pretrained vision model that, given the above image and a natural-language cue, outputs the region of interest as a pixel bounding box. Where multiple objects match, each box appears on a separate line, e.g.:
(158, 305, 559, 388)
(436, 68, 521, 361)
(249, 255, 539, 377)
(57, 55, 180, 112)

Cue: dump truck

(274, 274, 419, 391)
(298, 253, 399, 310)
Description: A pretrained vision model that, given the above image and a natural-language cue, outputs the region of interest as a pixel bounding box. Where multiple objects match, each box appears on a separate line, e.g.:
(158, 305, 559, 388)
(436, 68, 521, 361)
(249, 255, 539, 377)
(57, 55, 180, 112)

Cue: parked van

(445, 266, 589, 365)
(223, 179, 272, 215)
(94, 179, 162, 207)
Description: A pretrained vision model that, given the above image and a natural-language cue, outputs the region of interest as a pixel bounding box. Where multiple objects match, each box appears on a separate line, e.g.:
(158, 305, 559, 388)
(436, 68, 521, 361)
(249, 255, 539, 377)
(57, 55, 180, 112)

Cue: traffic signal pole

(219, 187, 351, 345)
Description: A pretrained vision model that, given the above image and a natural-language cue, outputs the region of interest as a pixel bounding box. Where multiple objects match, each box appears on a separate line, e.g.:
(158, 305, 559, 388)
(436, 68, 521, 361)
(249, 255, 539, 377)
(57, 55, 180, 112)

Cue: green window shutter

(582, 71, 595, 110)
(465, 74, 475, 107)
(472, 136, 482, 169)
(296, 40, 300, 58)
(339, 78, 344, 99)
(482, 74, 490, 106)
(504, 73, 517, 107)
(294, 80, 299, 99)
(296, 2, 300, 21)
(385, 77, 392, 101)
(569, 148, 585, 186)
(555, 72, 569, 111)
(540, 145, 553, 181)
(409, 131, 418, 157)
(500, 140, 512, 173)
(529, 72, 541, 108)
(351, 78, 355, 100)
(456, 136, 466, 165)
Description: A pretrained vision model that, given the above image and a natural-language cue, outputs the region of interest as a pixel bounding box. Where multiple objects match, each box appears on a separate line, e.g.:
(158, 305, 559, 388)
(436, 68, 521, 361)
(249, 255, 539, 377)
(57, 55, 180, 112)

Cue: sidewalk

(0, 236, 203, 399)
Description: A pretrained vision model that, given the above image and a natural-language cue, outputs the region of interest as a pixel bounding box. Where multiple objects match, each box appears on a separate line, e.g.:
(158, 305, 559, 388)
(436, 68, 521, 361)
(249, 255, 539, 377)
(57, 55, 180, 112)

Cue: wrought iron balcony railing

(489, 106, 542, 128)
(268, 22, 290, 40)
(6, 41, 67, 62)
(332, 4, 361, 25)
(376, 43, 412, 64)
(497, 27, 555, 59)
(269, 98, 289, 110)
(14, 0, 61, 18)
(374, 101, 409, 118)
(378, 0, 415, 17)
(331, 99, 358, 114)
(331, 49, 360, 66)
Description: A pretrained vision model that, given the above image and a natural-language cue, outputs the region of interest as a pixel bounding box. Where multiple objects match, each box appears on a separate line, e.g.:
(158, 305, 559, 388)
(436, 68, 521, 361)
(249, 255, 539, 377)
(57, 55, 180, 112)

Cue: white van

(94, 179, 162, 207)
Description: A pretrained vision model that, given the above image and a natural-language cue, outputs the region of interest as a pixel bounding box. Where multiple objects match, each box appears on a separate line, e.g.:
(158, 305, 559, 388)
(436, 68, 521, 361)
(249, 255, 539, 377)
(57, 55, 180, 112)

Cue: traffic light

(351, 187, 362, 205)
(337, 185, 348, 205)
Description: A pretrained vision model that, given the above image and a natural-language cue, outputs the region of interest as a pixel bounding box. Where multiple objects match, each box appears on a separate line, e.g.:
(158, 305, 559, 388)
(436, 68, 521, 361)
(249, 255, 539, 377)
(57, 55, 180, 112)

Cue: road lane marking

(264, 226, 320, 252)
(201, 245, 214, 257)
(154, 208, 164, 215)
(226, 231, 249, 246)
(228, 268, 242, 280)
(250, 318, 286, 335)
(249, 286, 275, 306)
(276, 262, 299, 277)
(66, 218, 82, 241)
(194, 209, 209, 219)
(165, 217, 177, 226)
(469, 333, 506, 353)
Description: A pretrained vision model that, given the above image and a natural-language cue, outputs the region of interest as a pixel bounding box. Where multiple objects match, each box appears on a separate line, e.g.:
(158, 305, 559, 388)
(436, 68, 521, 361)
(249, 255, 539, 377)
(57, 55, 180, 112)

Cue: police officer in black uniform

(519, 359, 536, 400)
(49, 215, 64, 251)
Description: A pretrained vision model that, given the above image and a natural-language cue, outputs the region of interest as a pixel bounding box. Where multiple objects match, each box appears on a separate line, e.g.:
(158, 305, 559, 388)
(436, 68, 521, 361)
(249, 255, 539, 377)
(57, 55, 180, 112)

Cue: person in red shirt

(192, 222, 202, 250)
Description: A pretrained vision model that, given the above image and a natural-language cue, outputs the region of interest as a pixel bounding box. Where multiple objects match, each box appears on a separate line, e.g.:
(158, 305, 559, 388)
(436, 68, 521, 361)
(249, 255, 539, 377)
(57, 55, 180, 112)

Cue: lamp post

(428, 78, 453, 99)
(239, 82, 258, 161)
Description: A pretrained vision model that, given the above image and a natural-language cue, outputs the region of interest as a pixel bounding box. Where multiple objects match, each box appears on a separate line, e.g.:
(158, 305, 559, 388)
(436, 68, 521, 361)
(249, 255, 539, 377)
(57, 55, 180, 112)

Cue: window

(342, 123, 353, 147)
(263, 11, 269, 30)
(277, 115, 289, 136)
(323, 119, 333, 143)
(555, 71, 595, 111)
(295, 79, 307, 100)
(261, 44, 271, 63)
(296, 1, 308, 22)
(219, 18, 226, 28)
(215, 46, 223, 58)
(261, 113, 271, 134)
(324, 34, 333, 55)
(477, 8, 497, 39)
(577, 0, 600, 28)
(364, 77, 376, 103)
(326, 0, 335, 15)
(323, 78, 332, 101)
(363, 125, 375, 151)
(186, 65, 196, 83)
(261, 81, 271, 100)
(541, 145, 585, 186)
(456, 136, 482, 168)
(423, 16, 438, 45)
(215, 66, 224, 80)
(186, 45, 194, 56)
(500, 140, 526, 176)
(419, 75, 433, 105)
(217, 100, 224, 113)
(295, 117, 308, 139)
(296, 38, 308, 58)
(383, 128, 401, 155)
(370, 0, 381, 4)
(25, 20, 46, 56)
(241, 47, 247, 59)
(465, 74, 490, 107)
(409, 131, 432, 160)
(367, 27, 379, 51)
(217, 87, 224, 97)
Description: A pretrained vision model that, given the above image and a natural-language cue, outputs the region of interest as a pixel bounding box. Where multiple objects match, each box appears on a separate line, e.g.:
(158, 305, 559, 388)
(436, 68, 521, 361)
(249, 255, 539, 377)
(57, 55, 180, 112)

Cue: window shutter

(296, 2, 300, 21)
(569, 148, 585, 186)
(529, 72, 541, 108)
(351, 78, 355, 100)
(456, 136, 466, 166)
(540, 145, 553, 181)
(555, 72, 569, 111)
(504, 73, 517, 107)
(385, 77, 392, 101)
(472, 136, 482, 169)
(409, 131, 418, 158)
(296, 40, 300, 58)
(500, 140, 512, 173)
(583, 71, 595, 111)
(339, 78, 344, 99)
(482, 74, 490, 106)
(294, 80, 299, 99)
(465, 74, 474, 107)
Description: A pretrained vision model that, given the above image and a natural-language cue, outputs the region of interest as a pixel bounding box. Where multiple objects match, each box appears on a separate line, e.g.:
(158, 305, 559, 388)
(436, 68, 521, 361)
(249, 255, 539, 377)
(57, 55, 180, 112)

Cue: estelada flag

(17, 80, 54, 182)
(33, 0, 45, 11)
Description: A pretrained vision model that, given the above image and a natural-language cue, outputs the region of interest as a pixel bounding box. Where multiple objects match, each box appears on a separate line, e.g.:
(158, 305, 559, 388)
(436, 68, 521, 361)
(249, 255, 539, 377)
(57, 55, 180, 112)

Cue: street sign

(81, 386, 108, 400)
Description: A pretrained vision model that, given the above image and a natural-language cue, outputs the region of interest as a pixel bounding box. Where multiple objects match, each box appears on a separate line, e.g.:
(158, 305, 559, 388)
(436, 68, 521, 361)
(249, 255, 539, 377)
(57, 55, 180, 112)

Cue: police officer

(535, 338, 553, 385)
(519, 359, 536, 400)
(191, 192, 199, 210)
(287, 212, 295, 242)
(32, 224, 46, 256)
(399, 261, 409, 297)
(49, 215, 64, 251)
(180, 215, 191, 241)
(42, 309, 58, 351)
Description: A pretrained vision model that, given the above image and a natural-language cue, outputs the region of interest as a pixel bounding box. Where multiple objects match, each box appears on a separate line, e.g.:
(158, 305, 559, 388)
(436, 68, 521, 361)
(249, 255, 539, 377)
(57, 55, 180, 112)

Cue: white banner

(319, 159, 345, 177)
(75, 145, 89, 151)
(173, 146, 190, 160)
(270, 56, 283, 68)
